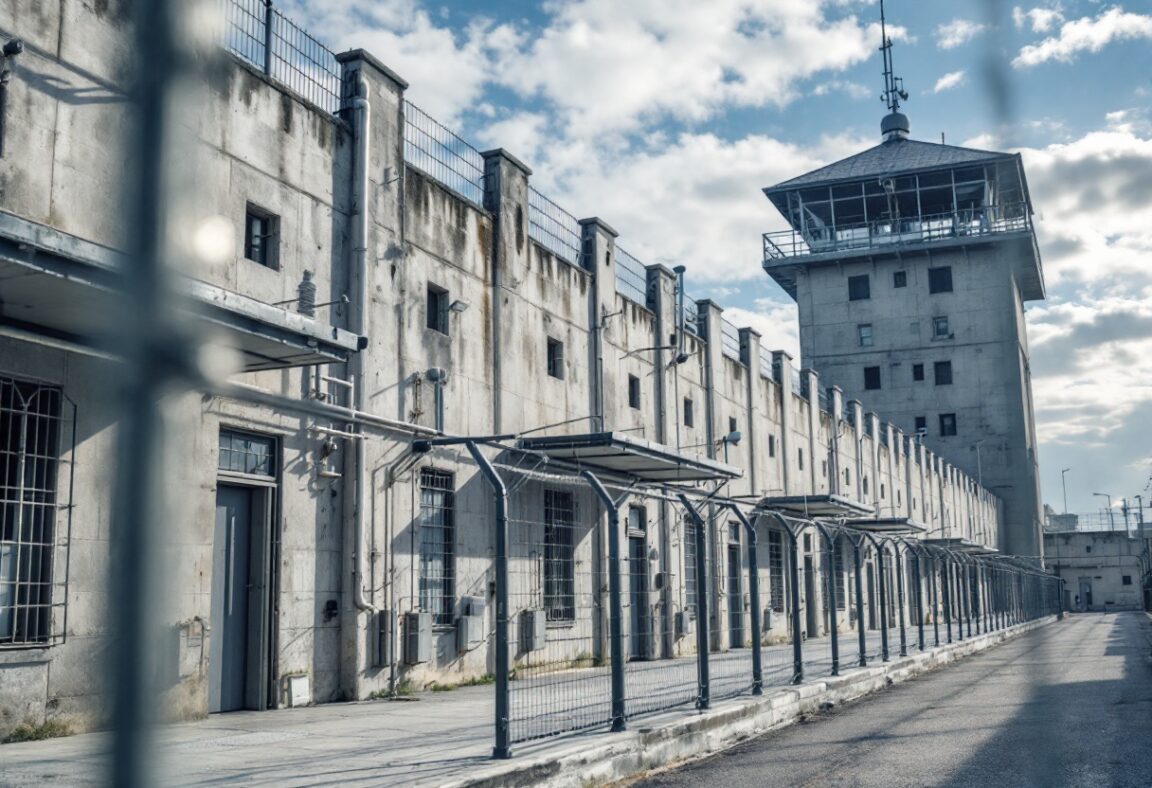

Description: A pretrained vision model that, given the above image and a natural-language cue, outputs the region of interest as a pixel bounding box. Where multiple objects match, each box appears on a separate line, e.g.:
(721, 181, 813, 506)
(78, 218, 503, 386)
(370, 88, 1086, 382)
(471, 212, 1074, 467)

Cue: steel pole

(679, 494, 710, 709)
(853, 536, 867, 666)
(726, 505, 763, 694)
(582, 471, 626, 731)
(895, 544, 907, 657)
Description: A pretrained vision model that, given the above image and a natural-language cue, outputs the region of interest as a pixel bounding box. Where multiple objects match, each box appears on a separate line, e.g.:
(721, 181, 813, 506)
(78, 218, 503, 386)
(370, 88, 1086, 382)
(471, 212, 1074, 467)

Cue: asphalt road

(637, 612, 1152, 788)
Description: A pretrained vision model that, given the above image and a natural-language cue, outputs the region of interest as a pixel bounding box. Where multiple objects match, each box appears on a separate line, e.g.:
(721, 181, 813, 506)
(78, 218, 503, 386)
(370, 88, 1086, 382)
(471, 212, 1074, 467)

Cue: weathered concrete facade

(0, 2, 1006, 736)
(1044, 529, 1150, 612)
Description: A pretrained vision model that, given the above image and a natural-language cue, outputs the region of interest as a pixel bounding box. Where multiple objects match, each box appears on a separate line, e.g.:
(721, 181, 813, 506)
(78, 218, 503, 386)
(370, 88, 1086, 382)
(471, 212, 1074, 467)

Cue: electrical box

(521, 610, 547, 652)
(403, 611, 432, 665)
(456, 615, 484, 654)
(675, 610, 694, 638)
(763, 609, 773, 632)
(374, 609, 395, 668)
(461, 595, 486, 618)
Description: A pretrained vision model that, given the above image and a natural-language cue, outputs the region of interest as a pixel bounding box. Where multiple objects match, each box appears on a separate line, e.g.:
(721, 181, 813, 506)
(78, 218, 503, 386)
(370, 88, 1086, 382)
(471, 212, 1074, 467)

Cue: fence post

(961, 560, 972, 638)
(582, 471, 626, 731)
(872, 537, 890, 661)
(466, 442, 512, 759)
(853, 535, 867, 666)
(777, 515, 804, 684)
(895, 544, 907, 657)
(726, 505, 762, 694)
(930, 555, 940, 646)
(678, 494, 710, 709)
(912, 548, 925, 650)
(817, 524, 840, 676)
(942, 556, 953, 644)
(262, 0, 274, 75)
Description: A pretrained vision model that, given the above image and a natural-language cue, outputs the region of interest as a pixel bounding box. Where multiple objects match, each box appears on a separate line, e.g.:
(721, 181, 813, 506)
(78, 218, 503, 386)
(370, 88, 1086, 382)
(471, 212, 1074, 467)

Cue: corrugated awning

(517, 432, 742, 483)
(757, 494, 874, 518)
(0, 211, 362, 371)
(845, 517, 926, 535)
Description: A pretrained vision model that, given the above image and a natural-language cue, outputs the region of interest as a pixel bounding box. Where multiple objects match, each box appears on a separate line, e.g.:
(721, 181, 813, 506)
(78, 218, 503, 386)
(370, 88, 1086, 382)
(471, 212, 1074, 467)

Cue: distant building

(761, 107, 1045, 561)
(1044, 529, 1149, 612)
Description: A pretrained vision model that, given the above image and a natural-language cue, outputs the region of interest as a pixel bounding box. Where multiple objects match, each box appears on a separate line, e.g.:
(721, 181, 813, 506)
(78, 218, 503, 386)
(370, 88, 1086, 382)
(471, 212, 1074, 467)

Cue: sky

(279, 0, 1152, 516)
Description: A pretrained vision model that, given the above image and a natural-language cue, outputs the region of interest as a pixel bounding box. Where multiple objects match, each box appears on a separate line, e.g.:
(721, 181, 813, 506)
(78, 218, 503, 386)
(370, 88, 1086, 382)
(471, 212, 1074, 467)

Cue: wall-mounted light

(449, 299, 469, 313)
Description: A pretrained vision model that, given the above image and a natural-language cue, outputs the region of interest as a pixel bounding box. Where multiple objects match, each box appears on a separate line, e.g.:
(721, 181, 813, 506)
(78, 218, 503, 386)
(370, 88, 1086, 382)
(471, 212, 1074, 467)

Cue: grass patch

(3, 719, 71, 744)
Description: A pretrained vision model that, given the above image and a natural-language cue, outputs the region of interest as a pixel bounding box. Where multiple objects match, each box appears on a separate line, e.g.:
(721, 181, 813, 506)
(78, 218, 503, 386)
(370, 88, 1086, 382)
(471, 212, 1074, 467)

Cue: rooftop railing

(403, 102, 486, 207)
(219, 0, 342, 114)
(615, 247, 649, 308)
(681, 298, 700, 337)
(763, 202, 1031, 262)
(759, 344, 773, 379)
(720, 318, 741, 362)
(528, 187, 582, 265)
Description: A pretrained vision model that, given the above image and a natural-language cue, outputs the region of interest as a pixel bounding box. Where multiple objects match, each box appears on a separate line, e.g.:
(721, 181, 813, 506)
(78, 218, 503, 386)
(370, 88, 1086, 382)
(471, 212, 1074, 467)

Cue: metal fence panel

(403, 102, 486, 207)
(615, 247, 649, 308)
(527, 188, 582, 265)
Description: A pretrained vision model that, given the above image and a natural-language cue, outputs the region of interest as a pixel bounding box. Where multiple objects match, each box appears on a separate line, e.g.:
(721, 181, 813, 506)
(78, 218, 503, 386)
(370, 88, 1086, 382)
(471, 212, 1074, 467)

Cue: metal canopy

(844, 516, 926, 535)
(922, 537, 997, 554)
(758, 494, 874, 518)
(0, 211, 361, 371)
(517, 432, 742, 483)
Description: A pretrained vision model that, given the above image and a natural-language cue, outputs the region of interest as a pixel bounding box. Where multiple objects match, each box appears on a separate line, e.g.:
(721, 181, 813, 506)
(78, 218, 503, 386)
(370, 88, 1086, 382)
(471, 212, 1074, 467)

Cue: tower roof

(766, 137, 1016, 197)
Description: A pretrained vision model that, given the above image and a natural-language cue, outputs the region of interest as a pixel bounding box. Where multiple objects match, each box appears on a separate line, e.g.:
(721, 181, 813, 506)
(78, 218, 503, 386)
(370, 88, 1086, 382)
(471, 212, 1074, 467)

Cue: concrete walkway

(0, 622, 1006, 786)
(639, 612, 1152, 788)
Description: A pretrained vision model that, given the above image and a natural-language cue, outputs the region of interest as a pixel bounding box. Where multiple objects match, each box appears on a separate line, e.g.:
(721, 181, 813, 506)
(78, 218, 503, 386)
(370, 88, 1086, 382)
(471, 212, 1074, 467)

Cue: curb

(446, 616, 1059, 788)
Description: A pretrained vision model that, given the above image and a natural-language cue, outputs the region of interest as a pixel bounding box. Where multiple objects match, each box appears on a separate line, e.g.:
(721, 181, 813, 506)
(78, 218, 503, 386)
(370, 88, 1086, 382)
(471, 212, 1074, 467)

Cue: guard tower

(760, 5, 1045, 560)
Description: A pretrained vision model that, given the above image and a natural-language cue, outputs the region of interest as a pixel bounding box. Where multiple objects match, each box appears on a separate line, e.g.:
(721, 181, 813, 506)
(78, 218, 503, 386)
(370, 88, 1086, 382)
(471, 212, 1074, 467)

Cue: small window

(845, 468, 851, 485)
(1085, 545, 1092, 554)
(628, 374, 641, 409)
(728, 417, 737, 434)
(219, 429, 275, 477)
(426, 284, 449, 334)
(728, 522, 741, 544)
(684, 397, 694, 427)
(914, 416, 927, 433)
(934, 361, 953, 386)
(939, 413, 957, 436)
(1122, 575, 1132, 585)
(933, 316, 951, 339)
(798, 448, 804, 471)
(864, 366, 881, 390)
(547, 338, 565, 379)
(244, 204, 280, 269)
(822, 460, 828, 478)
(893, 270, 907, 288)
(768, 434, 776, 458)
(928, 266, 953, 294)
(858, 324, 874, 347)
(912, 363, 925, 382)
(848, 274, 871, 301)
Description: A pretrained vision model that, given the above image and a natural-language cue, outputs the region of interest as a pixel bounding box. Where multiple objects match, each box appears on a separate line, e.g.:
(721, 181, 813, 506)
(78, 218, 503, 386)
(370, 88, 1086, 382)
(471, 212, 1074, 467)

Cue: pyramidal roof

(765, 137, 1015, 196)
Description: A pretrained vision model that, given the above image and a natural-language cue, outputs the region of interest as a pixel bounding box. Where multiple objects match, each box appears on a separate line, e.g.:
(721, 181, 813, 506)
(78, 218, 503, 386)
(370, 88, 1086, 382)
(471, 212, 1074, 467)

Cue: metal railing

(403, 102, 486, 207)
(681, 298, 700, 337)
(763, 202, 1032, 261)
(528, 187, 582, 265)
(720, 319, 741, 362)
(759, 345, 774, 379)
(615, 247, 649, 308)
(818, 388, 831, 413)
(218, 0, 342, 114)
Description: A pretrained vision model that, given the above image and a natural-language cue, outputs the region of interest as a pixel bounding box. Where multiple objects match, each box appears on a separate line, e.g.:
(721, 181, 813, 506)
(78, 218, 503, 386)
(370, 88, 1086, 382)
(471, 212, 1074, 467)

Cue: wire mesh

(720, 318, 741, 361)
(615, 247, 649, 308)
(759, 344, 774, 379)
(0, 376, 74, 647)
(403, 102, 486, 206)
(218, 0, 342, 114)
(527, 187, 582, 265)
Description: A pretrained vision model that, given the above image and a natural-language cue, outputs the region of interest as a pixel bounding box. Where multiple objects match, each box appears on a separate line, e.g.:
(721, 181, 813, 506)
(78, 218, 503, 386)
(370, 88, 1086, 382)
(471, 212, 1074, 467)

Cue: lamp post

(1061, 468, 1071, 515)
(1093, 492, 1115, 530)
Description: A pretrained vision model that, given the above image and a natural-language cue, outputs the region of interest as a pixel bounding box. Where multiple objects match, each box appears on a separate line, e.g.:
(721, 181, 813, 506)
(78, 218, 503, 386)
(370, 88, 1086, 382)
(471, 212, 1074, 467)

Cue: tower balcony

(762, 201, 1033, 264)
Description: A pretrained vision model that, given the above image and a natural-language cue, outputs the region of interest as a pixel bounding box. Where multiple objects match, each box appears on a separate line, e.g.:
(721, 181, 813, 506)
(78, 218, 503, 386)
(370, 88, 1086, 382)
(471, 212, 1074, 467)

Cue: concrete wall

(1045, 531, 1148, 611)
(0, 1, 1007, 736)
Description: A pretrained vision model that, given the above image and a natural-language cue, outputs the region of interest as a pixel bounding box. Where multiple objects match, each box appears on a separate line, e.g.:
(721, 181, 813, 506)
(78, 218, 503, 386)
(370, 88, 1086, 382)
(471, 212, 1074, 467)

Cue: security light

(449, 299, 469, 313)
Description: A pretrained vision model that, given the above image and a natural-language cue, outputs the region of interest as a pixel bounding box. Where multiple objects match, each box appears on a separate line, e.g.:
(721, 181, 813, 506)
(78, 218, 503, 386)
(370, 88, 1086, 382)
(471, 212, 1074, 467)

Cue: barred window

(1, 378, 65, 646)
(683, 516, 698, 616)
(768, 529, 785, 613)
(218, 429, 274, 476)
(419, 469, 455, 625)
(832, 540, 847, 611)
(544, 489, 575, 622)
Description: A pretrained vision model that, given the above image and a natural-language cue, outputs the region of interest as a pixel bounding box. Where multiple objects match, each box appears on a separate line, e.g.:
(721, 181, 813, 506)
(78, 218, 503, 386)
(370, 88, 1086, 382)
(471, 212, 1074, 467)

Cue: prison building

(761, 109, 1046, 561)
(0, 1, 1010, 738)
(1044, 526, 1151, 612)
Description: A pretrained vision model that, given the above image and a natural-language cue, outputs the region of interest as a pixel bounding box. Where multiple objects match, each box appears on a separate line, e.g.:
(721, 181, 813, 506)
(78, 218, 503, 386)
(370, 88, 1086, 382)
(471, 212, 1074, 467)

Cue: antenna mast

(879, 0, 908, 114)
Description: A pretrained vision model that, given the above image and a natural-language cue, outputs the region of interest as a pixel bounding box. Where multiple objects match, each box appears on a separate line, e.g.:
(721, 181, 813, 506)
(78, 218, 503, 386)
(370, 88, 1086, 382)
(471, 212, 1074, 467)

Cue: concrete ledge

(447, 616, 1059, 788)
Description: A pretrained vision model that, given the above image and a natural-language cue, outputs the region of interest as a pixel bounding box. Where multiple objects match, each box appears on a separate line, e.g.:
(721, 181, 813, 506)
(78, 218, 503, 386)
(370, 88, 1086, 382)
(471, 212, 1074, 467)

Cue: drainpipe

(347, 72, 374, 613)
(0, 39, 23, 158)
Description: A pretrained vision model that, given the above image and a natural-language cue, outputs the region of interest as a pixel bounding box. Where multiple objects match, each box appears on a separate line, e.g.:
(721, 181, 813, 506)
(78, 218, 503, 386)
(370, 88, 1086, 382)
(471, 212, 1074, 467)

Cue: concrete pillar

(884, 423, 897, 518)
(579, 217, 618, 433)
(696, 299, 722, 649)
(739, 326, 762, 498)
(802, 369, 820, 493)
(773, 351, 795, 495)
(849, 400, 863, 502)
(866, 412, 880, 512)
(829, 385, 844, 498)
(480, 148, 533, 434)
(647, 262, 676, 658)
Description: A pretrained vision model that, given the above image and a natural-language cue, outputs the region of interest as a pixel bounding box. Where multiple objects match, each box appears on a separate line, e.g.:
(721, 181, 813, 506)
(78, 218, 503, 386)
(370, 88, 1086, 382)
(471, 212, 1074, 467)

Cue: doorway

(727, 534, 743, 648)
(210, 483, 272, 712)
(1077, 578, 1092, 612)
(804, 555, 819, 637)
(866, 564, 877, 630)
(627, 506, 649, 661)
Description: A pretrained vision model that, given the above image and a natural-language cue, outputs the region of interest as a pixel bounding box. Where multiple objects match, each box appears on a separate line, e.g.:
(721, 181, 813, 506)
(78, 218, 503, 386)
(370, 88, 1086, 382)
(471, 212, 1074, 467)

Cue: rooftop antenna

(879, 0, 911, 141)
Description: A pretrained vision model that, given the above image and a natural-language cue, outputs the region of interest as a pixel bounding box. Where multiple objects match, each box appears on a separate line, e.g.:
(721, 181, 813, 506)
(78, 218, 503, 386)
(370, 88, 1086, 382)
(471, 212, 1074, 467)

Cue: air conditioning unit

(675, 610, 694, 638)
(461, 595, 486, 618)
(403, 611, 432, 665)
(374, 609, 396, 667)
(456, 615, 484, 654)
(763, 608, 774, 631)
(521, 609, 547, 652)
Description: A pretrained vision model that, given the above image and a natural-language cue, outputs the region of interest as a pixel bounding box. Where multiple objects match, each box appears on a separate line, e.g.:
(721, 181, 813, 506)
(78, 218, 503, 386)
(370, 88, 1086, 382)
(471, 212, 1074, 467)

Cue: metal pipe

(679, 493, 710, 709)
(468, 442, 512, 758)
(583, 471, 626, 730)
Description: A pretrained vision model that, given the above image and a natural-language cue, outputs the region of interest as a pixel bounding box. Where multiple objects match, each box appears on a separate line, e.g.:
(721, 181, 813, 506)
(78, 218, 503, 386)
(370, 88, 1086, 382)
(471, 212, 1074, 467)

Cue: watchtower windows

(893, 270, 907, 288)
(864, 366, 881, 390)
(939, 413, 957, 436)
(848, 274, 871, 301)
(928, 266, 953, 294)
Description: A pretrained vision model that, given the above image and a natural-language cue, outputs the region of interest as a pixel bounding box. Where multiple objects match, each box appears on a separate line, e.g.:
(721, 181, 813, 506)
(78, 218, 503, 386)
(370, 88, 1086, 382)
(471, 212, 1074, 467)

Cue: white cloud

(1012, 6, 1066, 33)
(933, 70, 966, 93)
(935, 18, 988, 49)
(1013, 7, 1152, 68)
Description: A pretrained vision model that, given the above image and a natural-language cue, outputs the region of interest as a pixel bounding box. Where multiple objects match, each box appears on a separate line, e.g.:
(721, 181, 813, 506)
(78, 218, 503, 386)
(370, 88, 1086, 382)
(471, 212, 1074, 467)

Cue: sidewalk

(0, 620, 1049, 787)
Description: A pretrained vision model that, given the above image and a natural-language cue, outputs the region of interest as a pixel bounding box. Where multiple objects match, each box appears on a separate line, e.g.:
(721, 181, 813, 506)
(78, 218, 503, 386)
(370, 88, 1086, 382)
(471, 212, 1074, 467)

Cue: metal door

(804, 555, 819, 636)
(1077, 579, 1092, 612)
(727, 544, 743, 648)
(210, 485, 253, 712)
(866, 564, 877, 630)
(629, 536, 649, 660)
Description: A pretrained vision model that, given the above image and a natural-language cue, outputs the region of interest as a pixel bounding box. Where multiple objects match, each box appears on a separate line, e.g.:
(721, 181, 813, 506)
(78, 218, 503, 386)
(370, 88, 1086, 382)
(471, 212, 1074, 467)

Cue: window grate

(419, 468, 455, 625)
(527, 187, 582, 264)
(1, 376, 74, 648)
(543, 489, 575, 622)
(768, 530, 785, 613)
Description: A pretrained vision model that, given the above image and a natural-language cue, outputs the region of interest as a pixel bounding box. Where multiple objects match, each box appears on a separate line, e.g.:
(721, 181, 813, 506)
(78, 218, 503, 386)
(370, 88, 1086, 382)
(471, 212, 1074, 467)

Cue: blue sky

(283, 0, 1152, 516)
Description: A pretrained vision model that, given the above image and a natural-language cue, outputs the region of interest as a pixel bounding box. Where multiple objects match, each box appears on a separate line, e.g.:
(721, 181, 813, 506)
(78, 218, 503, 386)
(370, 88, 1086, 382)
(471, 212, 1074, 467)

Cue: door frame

(215, 429, 281, 712)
